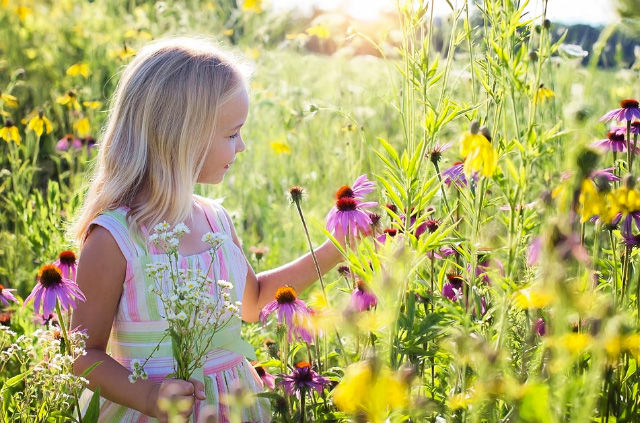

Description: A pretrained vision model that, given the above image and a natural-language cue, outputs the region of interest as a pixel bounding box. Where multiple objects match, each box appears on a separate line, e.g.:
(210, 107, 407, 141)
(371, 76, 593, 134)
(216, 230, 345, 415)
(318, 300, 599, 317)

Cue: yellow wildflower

(604, 185, 640, 223)
(111, 45, 137, 61)
(306, 24, 331, 39)
(27, 111, 53, 137)
(242, 0, 262, 13)
(83, 101, 102, 110)
(1, 92, 18, 108)
(605, 336, 623, 360)
(578, 179, 605, 223)
(14, 5, 32, 21)
(0, 119, 21, 145)
(66, 63, 90, 78)
(270, 141, 291, 155)
(332, 361, 408, 423)
(74, 117, 91, 137)
(512, 287, 554, 309)
(123, 29, 152, 40)
(559, 333, 593, 355)
(460, 129, 498, 178)
(223, 28, 234, 36)
(534, 84, 555, 104)
(57, 91, 81, 111)
(623, 334, 640, 359)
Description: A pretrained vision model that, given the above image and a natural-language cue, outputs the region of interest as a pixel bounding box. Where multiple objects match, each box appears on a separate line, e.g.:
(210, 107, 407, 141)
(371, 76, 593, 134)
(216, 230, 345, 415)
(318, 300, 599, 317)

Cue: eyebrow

(230, 122, 245, 131)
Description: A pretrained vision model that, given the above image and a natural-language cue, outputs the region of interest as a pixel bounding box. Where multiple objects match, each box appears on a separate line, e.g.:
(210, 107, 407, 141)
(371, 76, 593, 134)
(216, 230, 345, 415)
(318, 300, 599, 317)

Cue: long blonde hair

(71, 36, 249, 246)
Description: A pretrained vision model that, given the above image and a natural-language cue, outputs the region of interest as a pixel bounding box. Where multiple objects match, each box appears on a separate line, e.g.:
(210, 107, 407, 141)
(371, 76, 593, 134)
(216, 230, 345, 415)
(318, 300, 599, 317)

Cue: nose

(236, 136, 246, 153)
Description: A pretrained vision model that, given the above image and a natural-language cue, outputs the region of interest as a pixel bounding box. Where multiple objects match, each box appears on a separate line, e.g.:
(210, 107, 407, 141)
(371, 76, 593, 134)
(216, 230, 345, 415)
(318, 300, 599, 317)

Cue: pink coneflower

(279, 361, 330, 397)
(442, 274, 464, 302)
(600, 99, 640, 122)
(34, 313, 58, 326)
(528, 237, 543, 267)
(427, 142, 452, 165)
(253, 363, 276, 390)
(24, 264, 86, 316)
(0, 284, 18, 307)
(326, 197, 377, 237)
(335, 174, 375, 201)
(259, 286, 312, 343)
(376, 227, 399, 243)
(591, 130, 637, 153)
(350, 280, 378, 312)
(441, 161, 468, 187)
(534, 318, 546, 336)
(591, 167, 620, 182)
(54, 250, 77, 281)
(56, 134, 83, 152)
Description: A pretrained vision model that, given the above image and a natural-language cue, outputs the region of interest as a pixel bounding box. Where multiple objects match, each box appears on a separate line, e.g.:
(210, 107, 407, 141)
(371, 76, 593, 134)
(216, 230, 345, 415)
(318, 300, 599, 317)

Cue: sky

(271, 0, 619, 26)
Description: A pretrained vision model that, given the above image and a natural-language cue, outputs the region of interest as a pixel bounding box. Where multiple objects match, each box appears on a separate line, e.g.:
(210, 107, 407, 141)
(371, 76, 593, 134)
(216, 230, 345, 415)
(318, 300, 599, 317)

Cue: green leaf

(83, 386, 102, 423)
(80, 361, 103, 379)
(4, 367, 33, 388)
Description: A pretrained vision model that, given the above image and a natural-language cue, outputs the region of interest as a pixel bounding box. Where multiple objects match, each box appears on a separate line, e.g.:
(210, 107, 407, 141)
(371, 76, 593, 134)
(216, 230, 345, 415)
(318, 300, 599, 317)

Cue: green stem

(294, 201, 328, 304)
(610, 230, 618, 307)
(55, 303, 72, 356)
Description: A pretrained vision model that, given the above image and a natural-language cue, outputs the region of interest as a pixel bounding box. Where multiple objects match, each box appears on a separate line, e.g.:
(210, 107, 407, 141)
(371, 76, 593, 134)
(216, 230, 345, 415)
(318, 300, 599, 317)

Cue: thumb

(189, 377, 207, 400)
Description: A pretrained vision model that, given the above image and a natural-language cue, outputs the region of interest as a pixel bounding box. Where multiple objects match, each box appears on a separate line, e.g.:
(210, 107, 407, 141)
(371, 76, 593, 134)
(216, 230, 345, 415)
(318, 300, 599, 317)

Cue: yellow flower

(14, 5, 32, 21)
(534, 84, 555, 104)
(57, 91, 81, 111)
(578, 179, 605, 223)
(270, 141, 291, 155)
(73, 117, 91, 137)
(1, 92, 18, 108)
(559, 333, 593, 355)
(223, 28, 234, 36)
(623, 334, 640, 359)
(512, 287, 554, 309)
(82, 100, 102, 110)
(606, 186, 640, 222)
(27, 111, 53, 137)
(242, 0, 262, 13)
(460, 131, 498, 178)
(306, 24, 331, 39)
(123, 29, 152, 40)
(332, 361, 408, 423)
(66, 63, 90, 78)
(110, 45, 137, 61)
(0, 119, 21, 145)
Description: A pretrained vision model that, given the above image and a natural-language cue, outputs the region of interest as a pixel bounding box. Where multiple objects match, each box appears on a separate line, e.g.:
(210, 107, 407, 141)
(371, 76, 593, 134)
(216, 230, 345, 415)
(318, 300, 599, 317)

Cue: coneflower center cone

(621, 99, 639, 109)
(335, 185, 354, 199)
(336, 197, 358, 211)
(59, 250, 77, 266)
(275, 286, 297, 304)
(38, 265, 63, 288)
(608, 131, 626, 142)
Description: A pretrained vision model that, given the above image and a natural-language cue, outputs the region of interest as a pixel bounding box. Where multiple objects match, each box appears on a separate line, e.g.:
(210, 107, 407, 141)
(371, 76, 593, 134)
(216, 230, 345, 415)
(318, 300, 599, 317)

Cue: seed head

(621, 99, 639, 109)
(58, 250, 77, 266)
(335, 185, 354, 199)
(37, 265, 63, 288)
(275, 286, 298, 304)
(288, 186, 304, 203)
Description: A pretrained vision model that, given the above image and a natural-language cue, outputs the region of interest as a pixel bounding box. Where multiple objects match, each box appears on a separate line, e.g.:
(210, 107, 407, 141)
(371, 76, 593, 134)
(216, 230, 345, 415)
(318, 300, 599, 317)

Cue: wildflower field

(2, 0, 640, 422)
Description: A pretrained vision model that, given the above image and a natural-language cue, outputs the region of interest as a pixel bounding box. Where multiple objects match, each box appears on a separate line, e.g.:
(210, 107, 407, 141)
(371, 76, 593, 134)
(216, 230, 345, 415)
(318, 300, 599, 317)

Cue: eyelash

(229, 132, 240, 139)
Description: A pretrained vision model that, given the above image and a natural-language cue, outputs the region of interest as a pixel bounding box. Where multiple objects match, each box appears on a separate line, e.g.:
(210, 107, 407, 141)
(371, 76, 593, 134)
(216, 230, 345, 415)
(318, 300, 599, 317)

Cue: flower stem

(627, 120, 633, 173)
(55, 302, 72, 356)
(293, 201, 329, 304)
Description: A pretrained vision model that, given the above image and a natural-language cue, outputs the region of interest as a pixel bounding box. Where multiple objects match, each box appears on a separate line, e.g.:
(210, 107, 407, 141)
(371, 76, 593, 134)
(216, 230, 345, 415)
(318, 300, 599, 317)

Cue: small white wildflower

(173, 222, 190, 235)
(202, 232, 227, 249)
(176, 311, 188, 321)
(148, 233, 159, 243)
(128, 374, 137, 383)
(154, 221, 171, 233)
(167, 237, 180, 248)
(217, 280, 233, 289)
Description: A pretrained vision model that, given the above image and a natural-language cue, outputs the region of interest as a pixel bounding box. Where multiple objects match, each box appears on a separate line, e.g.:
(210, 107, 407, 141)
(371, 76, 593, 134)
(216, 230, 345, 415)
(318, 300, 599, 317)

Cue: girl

(71, 37, 345, 423)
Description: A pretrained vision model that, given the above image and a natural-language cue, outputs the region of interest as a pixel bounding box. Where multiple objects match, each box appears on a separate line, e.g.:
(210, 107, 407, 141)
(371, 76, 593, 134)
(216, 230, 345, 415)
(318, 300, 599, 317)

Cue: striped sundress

(80, 196, 271, 422)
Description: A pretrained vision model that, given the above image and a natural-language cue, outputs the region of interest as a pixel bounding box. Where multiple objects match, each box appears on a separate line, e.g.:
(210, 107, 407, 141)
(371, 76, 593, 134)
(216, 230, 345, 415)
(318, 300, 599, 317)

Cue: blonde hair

(71, 36, 249, 246)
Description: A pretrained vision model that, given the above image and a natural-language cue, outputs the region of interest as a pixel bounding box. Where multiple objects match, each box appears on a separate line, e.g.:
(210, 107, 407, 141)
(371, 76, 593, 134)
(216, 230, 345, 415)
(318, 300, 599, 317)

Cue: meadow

(2, 0, 640, 422)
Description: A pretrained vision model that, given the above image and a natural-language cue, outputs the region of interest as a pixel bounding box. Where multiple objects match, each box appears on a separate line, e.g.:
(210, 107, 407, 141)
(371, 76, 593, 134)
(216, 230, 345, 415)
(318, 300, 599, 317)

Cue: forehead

(218, 87, 249, 129)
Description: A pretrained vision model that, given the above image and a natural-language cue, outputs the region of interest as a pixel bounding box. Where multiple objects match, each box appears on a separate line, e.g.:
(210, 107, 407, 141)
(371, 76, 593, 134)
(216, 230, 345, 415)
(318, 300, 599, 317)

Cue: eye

(229, 132, 240, 139)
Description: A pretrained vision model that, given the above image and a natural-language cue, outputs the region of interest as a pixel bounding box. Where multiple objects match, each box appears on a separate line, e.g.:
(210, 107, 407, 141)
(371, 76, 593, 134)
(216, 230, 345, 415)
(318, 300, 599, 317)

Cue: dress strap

(195, 196, 232, 236)
(87, 208, 147, 261)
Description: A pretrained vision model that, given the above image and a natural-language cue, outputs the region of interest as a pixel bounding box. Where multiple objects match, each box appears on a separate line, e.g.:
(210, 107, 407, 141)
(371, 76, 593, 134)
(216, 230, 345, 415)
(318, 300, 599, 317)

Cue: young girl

(71, 37, 345, 423)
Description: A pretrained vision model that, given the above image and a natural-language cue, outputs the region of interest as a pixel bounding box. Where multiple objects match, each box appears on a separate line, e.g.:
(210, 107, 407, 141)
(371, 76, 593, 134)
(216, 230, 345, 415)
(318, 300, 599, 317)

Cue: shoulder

(195, 195, 234, 227)
(81, 225, 127, 270)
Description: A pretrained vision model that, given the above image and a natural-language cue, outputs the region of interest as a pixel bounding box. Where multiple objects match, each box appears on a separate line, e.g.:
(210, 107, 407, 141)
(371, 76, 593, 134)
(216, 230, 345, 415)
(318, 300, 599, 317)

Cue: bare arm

(71, 226, 159, 416)
(220, 210, 345, 323)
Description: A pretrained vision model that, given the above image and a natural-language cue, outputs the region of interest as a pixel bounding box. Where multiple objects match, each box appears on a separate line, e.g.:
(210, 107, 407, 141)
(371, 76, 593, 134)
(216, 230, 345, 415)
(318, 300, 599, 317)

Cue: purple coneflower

(527, 237, 543, 267)
(534, 318, 546, 337)
(279, 361, 330, 397)
(0, 284, 18, 307)
(326, 197, 377, 237)
(259, 286, 313, 343)
(24, 264, 86, 317)
(334, 174, 375, 201)
(253, 363, 276, 390)
(350, 280, 378, 312)
(591, 167, 620, 182)
(427, 142, 452, 165)
(441, 161, 468, 187)
(54, 250, 78, 281)
(591, 130, 636, 153)
(442, 274, 464, 302)
(56, 134, 83, 152)
(472, 253, 504, 285)
(600, 99, 640, 122)
(0, 312, 11, 326)
(376, 228, 399, 243)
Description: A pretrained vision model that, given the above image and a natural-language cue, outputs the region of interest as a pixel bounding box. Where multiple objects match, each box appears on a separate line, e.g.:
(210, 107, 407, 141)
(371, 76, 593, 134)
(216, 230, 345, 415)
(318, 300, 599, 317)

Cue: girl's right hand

(148, 378, 207, 423)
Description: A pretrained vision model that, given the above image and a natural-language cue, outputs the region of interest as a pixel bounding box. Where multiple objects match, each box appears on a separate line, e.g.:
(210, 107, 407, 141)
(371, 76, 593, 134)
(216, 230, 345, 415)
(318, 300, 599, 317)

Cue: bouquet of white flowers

(129, 222, 241, 383)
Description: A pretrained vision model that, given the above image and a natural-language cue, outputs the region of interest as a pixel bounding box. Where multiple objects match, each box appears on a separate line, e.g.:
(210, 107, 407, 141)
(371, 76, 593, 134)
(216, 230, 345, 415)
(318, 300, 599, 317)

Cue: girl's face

(198, 86, 249, 185)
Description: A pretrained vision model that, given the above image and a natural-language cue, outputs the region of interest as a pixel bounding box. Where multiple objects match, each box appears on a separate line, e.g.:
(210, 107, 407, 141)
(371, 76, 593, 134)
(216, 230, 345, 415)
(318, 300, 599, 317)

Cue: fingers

(189, 377, 207, 400)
